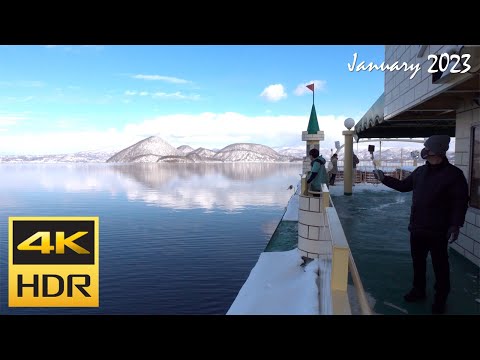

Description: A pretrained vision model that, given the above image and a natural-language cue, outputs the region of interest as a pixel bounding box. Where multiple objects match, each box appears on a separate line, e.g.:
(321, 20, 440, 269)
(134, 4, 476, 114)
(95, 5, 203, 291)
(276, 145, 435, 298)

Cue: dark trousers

(410, 230, 450, 303)
(329, 173, 336, 185)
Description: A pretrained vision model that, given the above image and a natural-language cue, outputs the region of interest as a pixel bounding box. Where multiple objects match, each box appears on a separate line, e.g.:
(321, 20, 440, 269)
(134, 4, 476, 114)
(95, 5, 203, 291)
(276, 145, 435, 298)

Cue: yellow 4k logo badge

(9, 217, 99, 307)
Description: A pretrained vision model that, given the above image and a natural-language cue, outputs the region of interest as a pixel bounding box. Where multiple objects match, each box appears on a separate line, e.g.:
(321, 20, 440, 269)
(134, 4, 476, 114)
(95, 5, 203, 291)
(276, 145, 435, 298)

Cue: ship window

(470, 125, 480, 209)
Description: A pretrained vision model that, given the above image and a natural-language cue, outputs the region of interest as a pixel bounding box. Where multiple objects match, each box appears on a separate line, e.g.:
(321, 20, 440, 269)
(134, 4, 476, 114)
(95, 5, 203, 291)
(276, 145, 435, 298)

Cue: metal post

(342, 130, 354, 196)
(379, 139, 382, 168)
(400, 148, 403, 180)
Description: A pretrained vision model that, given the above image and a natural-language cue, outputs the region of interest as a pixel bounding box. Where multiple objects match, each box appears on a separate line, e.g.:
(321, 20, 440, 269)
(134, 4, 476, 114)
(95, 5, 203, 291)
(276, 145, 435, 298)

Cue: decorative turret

(297, 83, 331, 260)
(302, 103, 324, 174)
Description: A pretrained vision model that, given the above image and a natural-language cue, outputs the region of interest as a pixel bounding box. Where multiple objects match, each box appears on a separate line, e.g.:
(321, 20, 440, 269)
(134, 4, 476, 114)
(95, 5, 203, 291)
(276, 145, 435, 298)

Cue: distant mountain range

(106, 136, 297, 163)
(0, 135, 455, 163)
(0, 149, 118, 163)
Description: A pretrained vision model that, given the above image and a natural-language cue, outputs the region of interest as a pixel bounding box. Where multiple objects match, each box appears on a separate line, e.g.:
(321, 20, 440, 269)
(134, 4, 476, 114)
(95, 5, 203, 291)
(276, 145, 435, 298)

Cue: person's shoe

(431, 301, 446, 314)
(403, 289, 426, 302)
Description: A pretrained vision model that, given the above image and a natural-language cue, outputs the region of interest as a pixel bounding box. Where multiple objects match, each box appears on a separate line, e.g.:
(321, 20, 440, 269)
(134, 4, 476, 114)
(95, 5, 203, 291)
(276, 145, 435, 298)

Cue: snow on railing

(299, 180, 373, 315)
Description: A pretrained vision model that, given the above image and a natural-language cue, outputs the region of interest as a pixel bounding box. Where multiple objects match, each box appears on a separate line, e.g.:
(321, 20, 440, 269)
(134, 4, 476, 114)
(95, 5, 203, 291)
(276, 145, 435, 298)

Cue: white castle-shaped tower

(302, 104, 324, 174)
(298, 103, 331, 259)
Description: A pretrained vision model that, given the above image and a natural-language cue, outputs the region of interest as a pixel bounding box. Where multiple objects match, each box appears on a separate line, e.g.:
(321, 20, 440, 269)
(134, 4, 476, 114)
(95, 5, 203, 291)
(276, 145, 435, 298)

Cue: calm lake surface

(0, 163, 302, 314)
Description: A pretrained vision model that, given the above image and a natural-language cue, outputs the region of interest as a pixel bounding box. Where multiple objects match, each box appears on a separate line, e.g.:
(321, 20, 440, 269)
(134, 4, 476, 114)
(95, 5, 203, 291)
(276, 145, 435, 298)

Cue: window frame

(470, 125, 480, 209)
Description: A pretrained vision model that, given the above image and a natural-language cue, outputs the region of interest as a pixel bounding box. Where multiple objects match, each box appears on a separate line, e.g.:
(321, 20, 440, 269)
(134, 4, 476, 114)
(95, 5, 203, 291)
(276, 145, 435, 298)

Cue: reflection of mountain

(0, 163, 301, 211)
(110, 163, 301, 210)
(110, 162, 302, 188)
(218, 163, 296, 181)
(109, 164, 175, 188)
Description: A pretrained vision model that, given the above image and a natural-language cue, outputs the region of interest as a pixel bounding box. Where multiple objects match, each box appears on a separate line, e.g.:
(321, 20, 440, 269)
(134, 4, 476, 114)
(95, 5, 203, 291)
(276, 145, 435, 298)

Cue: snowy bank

(227, 249, 321, 315)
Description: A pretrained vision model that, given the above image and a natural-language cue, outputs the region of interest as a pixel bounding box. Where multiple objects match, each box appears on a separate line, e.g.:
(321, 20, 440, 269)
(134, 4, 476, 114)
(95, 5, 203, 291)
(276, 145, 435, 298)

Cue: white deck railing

(325, 187, 373, 315)
(299, 180, 373, 315)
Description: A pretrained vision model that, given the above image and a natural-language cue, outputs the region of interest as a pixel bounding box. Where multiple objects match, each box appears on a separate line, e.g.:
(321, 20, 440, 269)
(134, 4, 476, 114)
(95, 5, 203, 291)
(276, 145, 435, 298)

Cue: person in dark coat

(329, 153, 338, 186)
(352, 152, 360, 185)
(306, 148, 329, 193)
(373, 135, 469, 314)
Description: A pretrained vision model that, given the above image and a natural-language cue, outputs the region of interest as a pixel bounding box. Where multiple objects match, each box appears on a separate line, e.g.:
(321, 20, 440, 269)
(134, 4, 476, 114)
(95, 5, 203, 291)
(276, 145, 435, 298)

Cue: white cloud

(4, 112, 428, 155)
(0, 112, 434, 155)
(123, 90, 198, 100)
(80, 45, 104, 50)
(260, 84, 287, 102)
(152, 92, 200, 100)
(3, 112, 345, 154)
(55, 120, 75, 129)
(0, 114, 27, 126)
(0, 96, 35, 104)
(0, 80, 45, 88)
(44, 45, 104, 51)
(294, 80, 327, 96)
(0, 114, 27, 132)
(132, 74, 190, 84)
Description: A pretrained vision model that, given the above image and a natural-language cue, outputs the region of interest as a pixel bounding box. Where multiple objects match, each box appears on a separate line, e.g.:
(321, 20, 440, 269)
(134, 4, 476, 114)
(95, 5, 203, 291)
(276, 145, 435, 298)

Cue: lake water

(0, 163, 302, 314)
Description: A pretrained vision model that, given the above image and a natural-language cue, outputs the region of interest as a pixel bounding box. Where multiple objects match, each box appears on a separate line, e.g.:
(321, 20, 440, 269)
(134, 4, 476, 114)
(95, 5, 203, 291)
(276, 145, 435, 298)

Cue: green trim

(344, 192, 353, 196)
(307, 104, 320, 134)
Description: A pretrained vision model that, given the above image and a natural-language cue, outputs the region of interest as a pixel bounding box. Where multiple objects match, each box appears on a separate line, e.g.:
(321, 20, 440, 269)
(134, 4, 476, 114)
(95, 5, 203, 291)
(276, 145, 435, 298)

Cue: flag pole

(306, 83, 315, 104)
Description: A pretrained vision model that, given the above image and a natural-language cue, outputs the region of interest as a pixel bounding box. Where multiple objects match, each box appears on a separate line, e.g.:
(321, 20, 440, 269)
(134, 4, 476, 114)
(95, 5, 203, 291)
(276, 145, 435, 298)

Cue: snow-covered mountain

(212, 143, 292, 162)
(340, 148, 455, 162)
(107, 136, 183, 163)
(189, 147, 217, 158)
(177, 145, 195, 154)
(0, 149, 118, 163)
(274, 146, 455, 162)
(105, 138, 297, 163)
(0, 136, 456, 164)
(274, 146, 329, 159)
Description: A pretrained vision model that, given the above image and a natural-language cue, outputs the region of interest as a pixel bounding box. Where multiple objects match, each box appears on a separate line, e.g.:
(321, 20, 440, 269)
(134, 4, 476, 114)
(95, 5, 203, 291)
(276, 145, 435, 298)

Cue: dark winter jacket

(381, 158, 469, 234)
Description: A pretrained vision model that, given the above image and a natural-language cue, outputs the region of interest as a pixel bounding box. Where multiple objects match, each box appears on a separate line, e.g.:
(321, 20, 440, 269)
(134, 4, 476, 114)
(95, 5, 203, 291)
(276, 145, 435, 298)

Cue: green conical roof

(307, 104, 320, 134)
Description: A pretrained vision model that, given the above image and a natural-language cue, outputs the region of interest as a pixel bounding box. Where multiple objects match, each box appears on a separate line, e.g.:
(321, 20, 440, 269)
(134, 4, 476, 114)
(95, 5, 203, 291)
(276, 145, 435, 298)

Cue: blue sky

(0, 45, 386, 154)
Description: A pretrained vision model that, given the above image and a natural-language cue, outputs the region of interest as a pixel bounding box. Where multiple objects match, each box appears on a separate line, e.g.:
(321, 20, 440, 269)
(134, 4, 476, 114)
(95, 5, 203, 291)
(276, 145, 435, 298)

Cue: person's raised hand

(373, 169, 385, 182)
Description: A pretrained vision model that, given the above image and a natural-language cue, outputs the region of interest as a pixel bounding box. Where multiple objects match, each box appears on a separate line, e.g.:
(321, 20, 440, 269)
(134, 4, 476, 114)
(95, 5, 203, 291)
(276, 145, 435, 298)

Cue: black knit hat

(424, 135, 450, 155)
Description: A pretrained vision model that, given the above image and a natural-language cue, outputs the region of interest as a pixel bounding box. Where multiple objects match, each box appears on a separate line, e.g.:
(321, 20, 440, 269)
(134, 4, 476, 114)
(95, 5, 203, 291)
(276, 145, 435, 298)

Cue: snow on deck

(227, 249, 322, 315)
(282, 182, 301, 221)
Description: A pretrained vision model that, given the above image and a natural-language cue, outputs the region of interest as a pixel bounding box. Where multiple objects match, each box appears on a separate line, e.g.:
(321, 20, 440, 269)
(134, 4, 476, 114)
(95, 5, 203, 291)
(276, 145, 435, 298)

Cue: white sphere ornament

(344, 118, 355, 130)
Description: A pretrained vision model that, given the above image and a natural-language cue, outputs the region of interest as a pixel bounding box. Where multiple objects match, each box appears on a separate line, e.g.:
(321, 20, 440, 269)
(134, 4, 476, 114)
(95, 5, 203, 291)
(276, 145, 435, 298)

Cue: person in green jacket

(306, 148, 329, 192)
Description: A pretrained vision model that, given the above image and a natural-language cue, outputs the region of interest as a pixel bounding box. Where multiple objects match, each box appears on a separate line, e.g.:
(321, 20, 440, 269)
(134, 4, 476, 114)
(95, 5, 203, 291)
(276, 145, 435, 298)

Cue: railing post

(301, 174, 307, 195)
(321, 183, 330, 210)
(297, 182, 331, 260)
(328, 210, 350, 292)
(326, 207, 351, 315)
